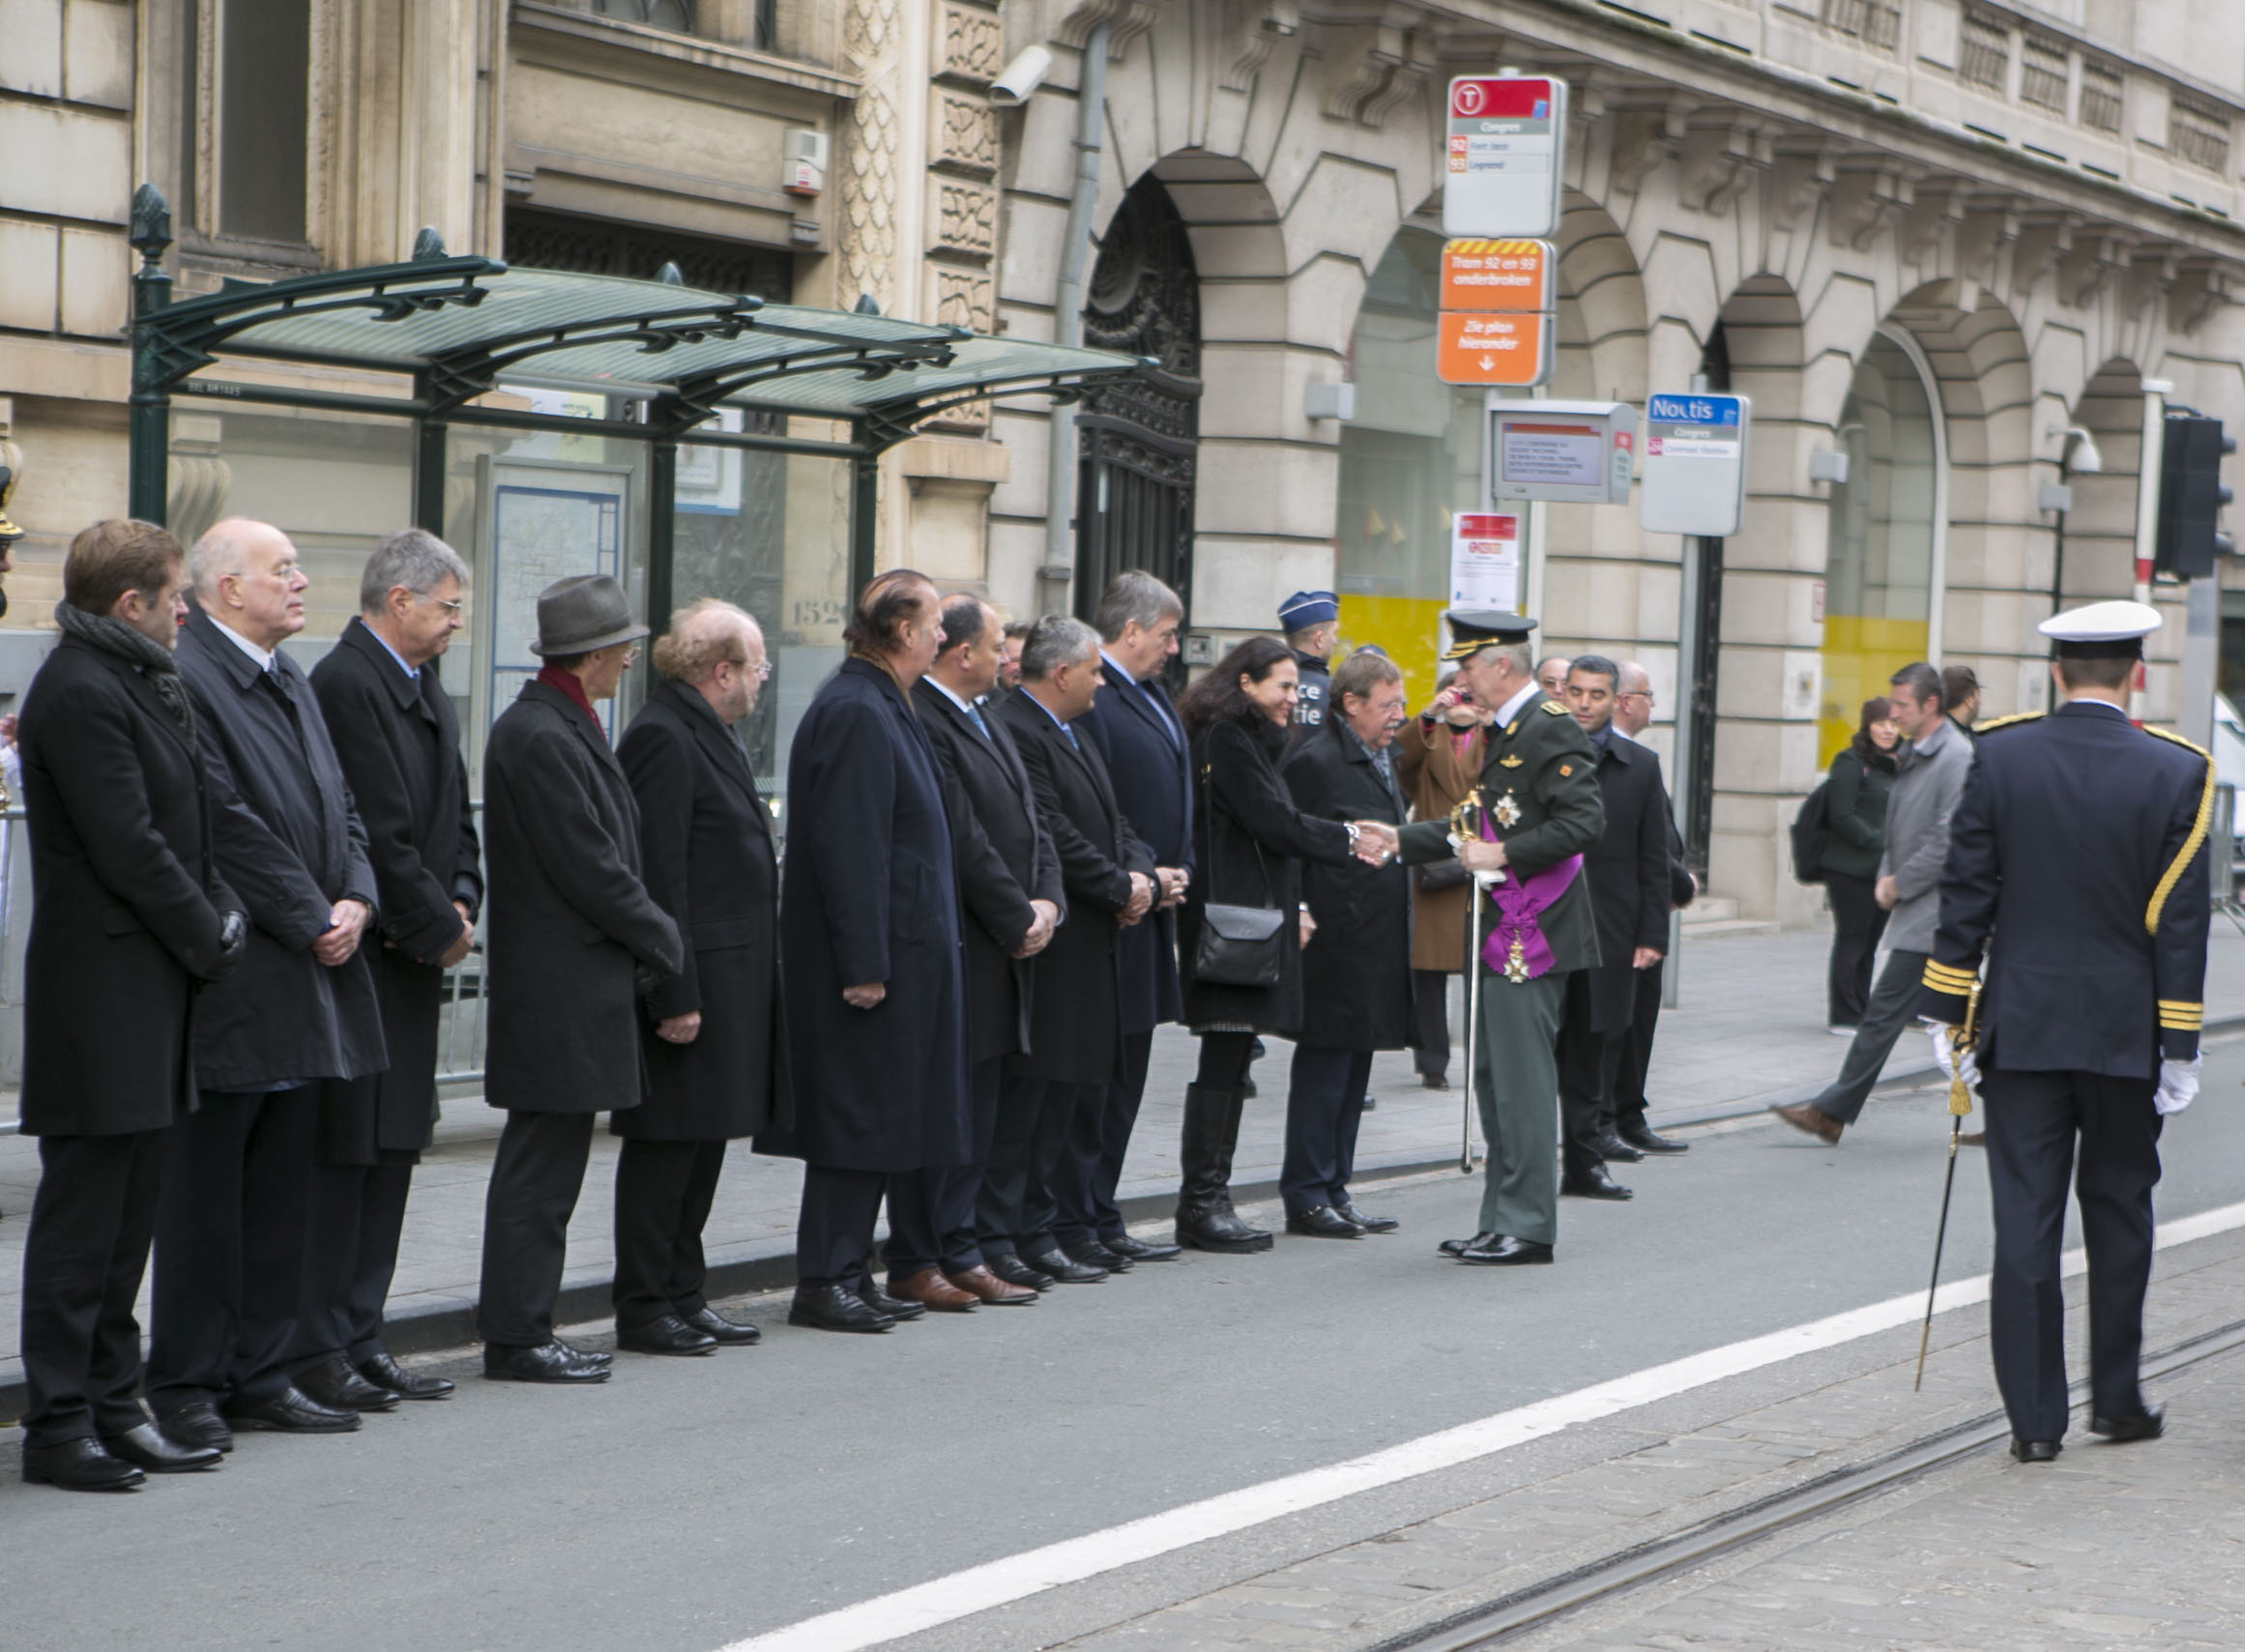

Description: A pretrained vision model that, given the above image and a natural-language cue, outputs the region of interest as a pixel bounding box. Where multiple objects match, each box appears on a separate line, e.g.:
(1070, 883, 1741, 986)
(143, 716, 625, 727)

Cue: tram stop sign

(1443, 77, 1567, 239)
(1638, 392, 1751, 536)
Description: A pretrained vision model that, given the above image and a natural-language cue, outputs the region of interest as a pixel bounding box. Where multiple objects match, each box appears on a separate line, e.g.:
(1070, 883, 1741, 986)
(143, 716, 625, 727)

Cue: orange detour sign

(1439, 239, 1554, 312)
(1436, 311, 1552, 387)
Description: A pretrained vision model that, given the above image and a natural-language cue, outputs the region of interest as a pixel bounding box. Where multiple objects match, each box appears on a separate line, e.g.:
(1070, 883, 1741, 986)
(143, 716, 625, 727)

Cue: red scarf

(536, 662, 598, 725)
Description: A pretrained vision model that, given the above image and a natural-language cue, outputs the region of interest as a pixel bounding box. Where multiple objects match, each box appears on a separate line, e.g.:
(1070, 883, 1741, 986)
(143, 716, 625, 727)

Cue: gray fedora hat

(530, 574, 649, 656)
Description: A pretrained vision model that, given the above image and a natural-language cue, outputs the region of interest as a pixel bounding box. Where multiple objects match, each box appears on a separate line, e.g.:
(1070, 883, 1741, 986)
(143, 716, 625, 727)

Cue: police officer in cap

(1279, 591, 1339, 737)
(1918, 599, 2210, 1463)
(1396, 611, 1603, 1265)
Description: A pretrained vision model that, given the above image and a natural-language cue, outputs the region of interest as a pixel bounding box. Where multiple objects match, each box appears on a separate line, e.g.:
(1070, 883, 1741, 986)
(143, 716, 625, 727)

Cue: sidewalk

(5, 919, 2242, 1409)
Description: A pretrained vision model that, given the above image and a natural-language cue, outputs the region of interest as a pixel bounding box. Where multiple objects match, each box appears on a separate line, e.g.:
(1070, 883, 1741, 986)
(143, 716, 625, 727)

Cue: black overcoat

(17, 635, 240, 1136)
(1280, 717, 1415, 1053)
(992, 685, 1151, 1085)
(482, 680, 682, 1116)
(1576, 732, 1673, 1033)
(757, 659, 971, 1172)
(1179, 712, 1357, 1037)
(616, 678, 791, 1142)
(176, 606, 385, 1091)
(913, 678, 1064, 1067)
(308, 618, 483, 1159)
(1079, 653, 1191, 1034)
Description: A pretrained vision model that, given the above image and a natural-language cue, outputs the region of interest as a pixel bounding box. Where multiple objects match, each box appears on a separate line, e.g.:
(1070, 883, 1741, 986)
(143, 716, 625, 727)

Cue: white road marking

(720, 1198, 2245, 1652)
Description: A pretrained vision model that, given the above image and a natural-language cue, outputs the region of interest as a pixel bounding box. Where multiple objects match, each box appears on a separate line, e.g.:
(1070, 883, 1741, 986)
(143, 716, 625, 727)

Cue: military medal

(1498, 753, 1523, 768)
(1503, 934, 1530, 984)
(1493, 790, 1523, 828)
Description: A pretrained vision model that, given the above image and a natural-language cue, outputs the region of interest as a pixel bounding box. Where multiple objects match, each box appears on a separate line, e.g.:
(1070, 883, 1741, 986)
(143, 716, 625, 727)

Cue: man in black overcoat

(1552, 655, 1673, 1202)
(989, 616, 1155, 1288)
(1070, 572, 1192, 1265)
(1277, 650, 1414, 1238)
(16, 521, 245, 1491)
(1605, 660, 1694, 1156)
(756, 569, 971, 1334)
(479, 576, 681, 1383)
(295, 530, 481, 1411)
(150, 518, 388, 1450)
(613, 600, 790, 1354)
(887, 595, 1061, 1311)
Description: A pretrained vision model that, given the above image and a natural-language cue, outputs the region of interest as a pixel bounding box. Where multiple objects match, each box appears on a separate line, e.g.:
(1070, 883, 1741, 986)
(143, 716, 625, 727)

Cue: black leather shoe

(987, 1253, 1055, 1291)
(358, 1349, 455, 1400)
(102, 1422, 221, 1473)
(2010, 1437, 2061, 1463)
(1175, 1203, 1274, 1254)
(618, 1314, 720, 1356)
(1333, 1198, 1399, 1233)
(1593, 1133, 1645, 1164)
(1620, 1121, 1690, 1154)
(1284, 1205, 1366, 1238)
(2089, 1407, 2164, 1442)
(681, 1306, 762, 1346)
(22, 1437, 143, 1492)
(1024, 1247, 1107, 1284)
(1104, 1233, 1181, 1262)
(1360, 1094, 1377, 1110)
(1561, 1165, 1634, 1201)
(1439, 1232, 1496, 1258)
(1458, 1234, 1555, 1265)
(786, 1284, 893, 1333)
(1070, 1240, 1133, 1272)
(855, 1283, 927, 1320)
(224, 1385, 363, 1432)
(298, 1353, 401, 1412)
(1419, 1072, 1450, 1090)
(482, 1340, 613, 1383)
(156, 1401, 233, 1454)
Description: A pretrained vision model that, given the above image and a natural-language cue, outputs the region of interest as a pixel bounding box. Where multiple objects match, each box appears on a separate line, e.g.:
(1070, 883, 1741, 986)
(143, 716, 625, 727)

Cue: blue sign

(1646, 393, 1742, 428)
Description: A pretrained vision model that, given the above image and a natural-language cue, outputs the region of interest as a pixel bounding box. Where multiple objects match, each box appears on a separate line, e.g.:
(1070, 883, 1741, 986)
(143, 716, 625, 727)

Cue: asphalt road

(9, 1039, 2245, 1652)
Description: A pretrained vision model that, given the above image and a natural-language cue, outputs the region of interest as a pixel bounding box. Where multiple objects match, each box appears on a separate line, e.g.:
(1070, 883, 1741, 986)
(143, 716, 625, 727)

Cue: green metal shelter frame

(124, 185, 1150, 618)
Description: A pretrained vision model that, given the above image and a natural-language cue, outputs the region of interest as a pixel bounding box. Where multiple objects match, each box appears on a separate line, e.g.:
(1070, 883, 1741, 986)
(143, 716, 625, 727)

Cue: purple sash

(1473, 808, 1582, 981)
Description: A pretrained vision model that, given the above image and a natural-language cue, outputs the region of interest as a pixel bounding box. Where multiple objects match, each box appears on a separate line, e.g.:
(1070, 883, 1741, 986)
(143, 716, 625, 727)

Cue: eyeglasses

(747, 659, 773, 681)
(424, 596, 465, 616)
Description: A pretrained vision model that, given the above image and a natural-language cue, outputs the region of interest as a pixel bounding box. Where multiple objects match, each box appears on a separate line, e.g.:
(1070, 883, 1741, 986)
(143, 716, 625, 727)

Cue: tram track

(1372, 1314, 2245, 1651)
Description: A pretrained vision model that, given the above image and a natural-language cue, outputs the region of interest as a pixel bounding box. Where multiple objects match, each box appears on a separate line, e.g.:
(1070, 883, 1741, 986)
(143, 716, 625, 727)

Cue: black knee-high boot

(1174, 1085, 1273, 1253)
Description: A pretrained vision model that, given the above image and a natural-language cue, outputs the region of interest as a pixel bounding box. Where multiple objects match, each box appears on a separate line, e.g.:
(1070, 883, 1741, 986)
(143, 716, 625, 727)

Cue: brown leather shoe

(1958, 1131, 1986, 1146)
(886, 1266, 978, 1312)
(1770, 1102, 1843, 1145)
(942, 1263, 1037, 1306)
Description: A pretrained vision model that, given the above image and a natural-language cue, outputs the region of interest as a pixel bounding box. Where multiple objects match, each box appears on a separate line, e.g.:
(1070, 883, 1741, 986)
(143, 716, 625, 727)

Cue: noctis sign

(1443, 77, 1566, 239)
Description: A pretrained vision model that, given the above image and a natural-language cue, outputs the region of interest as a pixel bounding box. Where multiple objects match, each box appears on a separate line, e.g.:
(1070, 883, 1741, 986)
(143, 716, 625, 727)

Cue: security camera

(990, 43, 1053, 107)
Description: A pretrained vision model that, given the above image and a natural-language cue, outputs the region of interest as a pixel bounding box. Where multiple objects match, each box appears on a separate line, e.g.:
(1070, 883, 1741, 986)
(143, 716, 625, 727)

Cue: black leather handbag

(1192, 758, 1287, 989)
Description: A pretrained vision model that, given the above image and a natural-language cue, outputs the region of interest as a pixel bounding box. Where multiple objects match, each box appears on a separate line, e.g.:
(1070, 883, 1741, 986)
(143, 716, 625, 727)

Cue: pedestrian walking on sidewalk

(1918, 600, 2209, 1463)
(1775, 663, 1971, 1145)
(1820, 698, 1898, 1031)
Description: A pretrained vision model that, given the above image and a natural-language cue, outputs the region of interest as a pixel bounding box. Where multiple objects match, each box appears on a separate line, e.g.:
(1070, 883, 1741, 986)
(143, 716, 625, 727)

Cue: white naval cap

(2037, 599, 2162, 656)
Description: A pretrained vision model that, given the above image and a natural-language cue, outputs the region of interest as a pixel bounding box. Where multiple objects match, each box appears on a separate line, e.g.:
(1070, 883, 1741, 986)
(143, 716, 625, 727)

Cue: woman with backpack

(1821, 696, 1900, 1033)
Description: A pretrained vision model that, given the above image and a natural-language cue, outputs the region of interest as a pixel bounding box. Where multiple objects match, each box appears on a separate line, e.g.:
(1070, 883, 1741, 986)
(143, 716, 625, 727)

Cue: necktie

(967, 702, 992, 740)
(1062, 720, 1081, 752)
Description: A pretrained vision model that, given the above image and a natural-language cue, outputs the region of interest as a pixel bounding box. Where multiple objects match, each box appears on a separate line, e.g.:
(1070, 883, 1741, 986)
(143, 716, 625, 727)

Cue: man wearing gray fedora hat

(477, 574, 682, 1383)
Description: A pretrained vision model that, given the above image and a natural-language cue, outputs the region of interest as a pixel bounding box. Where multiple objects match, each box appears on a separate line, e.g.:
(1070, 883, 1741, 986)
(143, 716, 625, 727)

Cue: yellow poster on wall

(1819, 613, 1928, 765)
(1337, 594, 1449, 711)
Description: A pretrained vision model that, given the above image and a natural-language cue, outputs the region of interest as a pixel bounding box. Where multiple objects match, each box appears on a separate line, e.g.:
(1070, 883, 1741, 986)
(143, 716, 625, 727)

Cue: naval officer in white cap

(1917, 599, 2211, 1463)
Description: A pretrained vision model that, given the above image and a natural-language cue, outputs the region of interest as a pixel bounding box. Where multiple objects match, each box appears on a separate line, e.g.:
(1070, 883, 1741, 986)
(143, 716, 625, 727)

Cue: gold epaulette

(2159, 999, 2204, 1031)
(1541, 700, 1568, 715)
(2144, 726, 2216, 935)
(1973, 710, 2044, 734)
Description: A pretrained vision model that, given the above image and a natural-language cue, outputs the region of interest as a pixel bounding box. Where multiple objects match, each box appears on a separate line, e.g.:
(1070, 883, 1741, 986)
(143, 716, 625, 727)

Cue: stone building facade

(3, 0, 2242, 913)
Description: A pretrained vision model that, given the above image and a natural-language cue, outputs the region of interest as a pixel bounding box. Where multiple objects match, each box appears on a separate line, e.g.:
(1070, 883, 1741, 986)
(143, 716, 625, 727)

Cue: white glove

(1926, 1023, 1978, 1096)
(2155, 1056, 2202, 1116)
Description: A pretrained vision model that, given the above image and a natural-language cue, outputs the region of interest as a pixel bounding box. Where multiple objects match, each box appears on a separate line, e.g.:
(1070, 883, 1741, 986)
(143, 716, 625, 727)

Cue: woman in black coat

(756, 569, 971, 1334)
(1821, 696, 1899, 1031)
(1173, 636, 1387, 1254)
(1276, 650, 1414, 1239)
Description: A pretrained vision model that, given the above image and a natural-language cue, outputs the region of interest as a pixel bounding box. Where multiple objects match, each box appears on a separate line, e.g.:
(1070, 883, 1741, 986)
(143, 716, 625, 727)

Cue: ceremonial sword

(1914, 983, 1982, 1392)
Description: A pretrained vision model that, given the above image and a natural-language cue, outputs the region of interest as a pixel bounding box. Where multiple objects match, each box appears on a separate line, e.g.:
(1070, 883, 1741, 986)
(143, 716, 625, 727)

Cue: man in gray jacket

(1774, 662, 1972, 1143)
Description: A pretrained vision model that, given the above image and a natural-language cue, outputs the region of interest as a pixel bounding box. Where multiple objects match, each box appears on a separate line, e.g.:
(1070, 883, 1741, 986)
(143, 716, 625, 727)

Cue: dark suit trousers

(1281, 1045, 1374, 1214)
(1807, 949, 1928, 1126)
(1412, 971, 1452, 1078)
(612, 1138, 727, 1329)
(477, 1110, 597, 1348)
(1982, 1065, 2163, 1442)
(978, 1074, 1082, 1259)
(1611, 961, 1662, 1127)
(148, 1086, 318, 1410)
(886, 1055, 1005, 1276)
(796, 1165, 887, 1290)
(1053, 1029, 1153, 1248)
(1823, 870, 1889, 1026)
(296, 1158, 414, 1367)
(1556, 1002, 1624, 1181)
(19, 1130, 168, 1443)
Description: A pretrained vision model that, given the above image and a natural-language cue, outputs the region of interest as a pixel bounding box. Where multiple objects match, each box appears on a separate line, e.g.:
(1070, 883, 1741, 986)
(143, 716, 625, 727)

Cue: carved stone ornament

(930, 179, 998, 262)
(2172, 261, 2237, 334)
(1222, 0, 1299, 93)
(1768, 150, 1836, 234)
(1827, 164, 1913, 252)
(932, 89, 999, 179)
(936, 3, 1004, 86)
(1609, 101, 1687, 197)
(1683, 116, 1769, 217)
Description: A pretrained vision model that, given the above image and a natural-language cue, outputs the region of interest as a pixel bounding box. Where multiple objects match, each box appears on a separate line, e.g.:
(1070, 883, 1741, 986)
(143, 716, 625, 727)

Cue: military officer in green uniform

(1398, 612, 1604, 1265)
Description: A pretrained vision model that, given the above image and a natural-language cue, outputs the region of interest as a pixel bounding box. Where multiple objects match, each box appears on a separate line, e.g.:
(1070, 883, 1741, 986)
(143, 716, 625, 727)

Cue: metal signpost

(1639, 391, 1751, 536)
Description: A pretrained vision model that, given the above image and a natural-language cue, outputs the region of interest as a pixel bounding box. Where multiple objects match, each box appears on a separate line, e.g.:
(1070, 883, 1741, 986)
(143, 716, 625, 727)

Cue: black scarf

(54, 600, 198, 756)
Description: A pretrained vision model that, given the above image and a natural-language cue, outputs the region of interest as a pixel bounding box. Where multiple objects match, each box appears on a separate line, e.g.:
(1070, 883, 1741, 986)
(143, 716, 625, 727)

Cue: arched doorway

(1820, 327, 1945, 761)
(1075, 175, 1202, 630)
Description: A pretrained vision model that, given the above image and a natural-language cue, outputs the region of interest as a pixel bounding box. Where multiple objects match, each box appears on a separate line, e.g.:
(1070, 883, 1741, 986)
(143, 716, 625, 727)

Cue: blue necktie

(1063, 720, 1081, 752)
(967, 702, 991, 740)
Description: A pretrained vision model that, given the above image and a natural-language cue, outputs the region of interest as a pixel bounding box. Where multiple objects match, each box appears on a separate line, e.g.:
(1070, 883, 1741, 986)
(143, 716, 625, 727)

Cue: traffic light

(2155, 411, 2236, 580)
